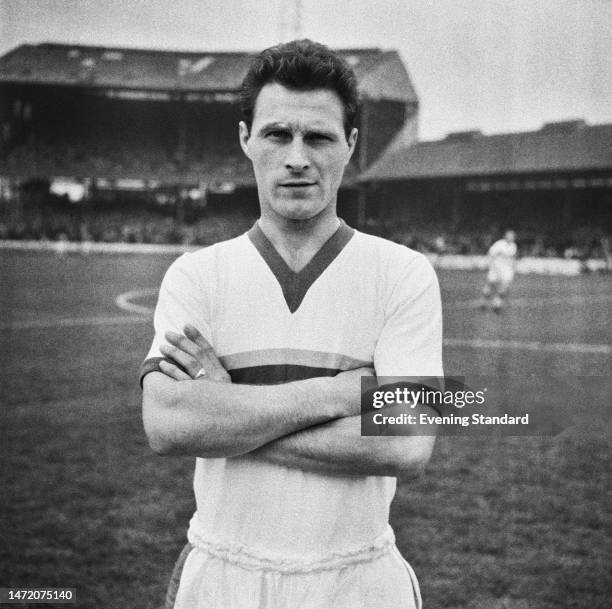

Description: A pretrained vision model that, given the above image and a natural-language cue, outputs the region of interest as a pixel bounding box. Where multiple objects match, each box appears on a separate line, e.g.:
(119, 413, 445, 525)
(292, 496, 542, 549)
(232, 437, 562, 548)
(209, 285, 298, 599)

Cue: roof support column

(562, 186, 573, 229)
(174, 93, 187, 170)
(451, 181, 462, 230)
(356, 185, 366, 227)
(356, 99, 370, 229)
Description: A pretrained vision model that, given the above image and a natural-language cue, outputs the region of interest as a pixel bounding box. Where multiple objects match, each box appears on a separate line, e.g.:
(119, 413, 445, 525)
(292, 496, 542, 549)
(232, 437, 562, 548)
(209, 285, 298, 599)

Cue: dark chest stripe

(229, 364, 341, 385)
(220, 348, 371, 372)
(247, 221, 355, 314)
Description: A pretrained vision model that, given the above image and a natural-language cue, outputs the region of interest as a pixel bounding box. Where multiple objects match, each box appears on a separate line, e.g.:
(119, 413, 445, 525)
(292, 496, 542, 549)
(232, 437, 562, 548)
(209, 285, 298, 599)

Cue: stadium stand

(0, 43, 610, 263)
(361, 120, 612, 262)
(0, 43, 416, 242)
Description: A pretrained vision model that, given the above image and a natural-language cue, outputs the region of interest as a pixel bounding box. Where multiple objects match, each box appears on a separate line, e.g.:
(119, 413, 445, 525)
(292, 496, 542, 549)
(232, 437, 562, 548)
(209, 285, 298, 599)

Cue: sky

(1, 0, 610, 141)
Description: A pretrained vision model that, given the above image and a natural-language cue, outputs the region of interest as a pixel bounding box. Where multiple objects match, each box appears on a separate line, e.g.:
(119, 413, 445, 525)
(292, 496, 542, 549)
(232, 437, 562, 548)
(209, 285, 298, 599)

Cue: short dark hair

(240, 39, 359, 138)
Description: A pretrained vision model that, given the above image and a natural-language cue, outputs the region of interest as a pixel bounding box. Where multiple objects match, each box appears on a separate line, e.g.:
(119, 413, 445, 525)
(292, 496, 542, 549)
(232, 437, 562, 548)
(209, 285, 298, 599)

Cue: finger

(183, 324, 213, 354)
(159, 359, 191, 381)
(183, 325, 227, 374)
(160, 343, 199, 377)
(165, 330, 200, 359)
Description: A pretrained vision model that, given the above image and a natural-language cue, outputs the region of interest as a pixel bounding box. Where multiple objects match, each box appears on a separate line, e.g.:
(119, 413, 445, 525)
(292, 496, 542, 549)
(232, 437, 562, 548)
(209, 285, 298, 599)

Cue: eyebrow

(257, 122, 338, 138)
(256, 122, 288, 134)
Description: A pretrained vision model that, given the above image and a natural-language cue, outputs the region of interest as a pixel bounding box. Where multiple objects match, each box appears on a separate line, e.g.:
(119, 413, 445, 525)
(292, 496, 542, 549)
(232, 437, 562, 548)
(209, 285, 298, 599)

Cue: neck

(258, 210, 341, 272)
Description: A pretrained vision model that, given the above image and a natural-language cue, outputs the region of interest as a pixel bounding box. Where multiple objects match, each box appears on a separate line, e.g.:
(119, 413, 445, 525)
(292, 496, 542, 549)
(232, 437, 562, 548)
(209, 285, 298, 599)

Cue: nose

(285, 138, 310, 172)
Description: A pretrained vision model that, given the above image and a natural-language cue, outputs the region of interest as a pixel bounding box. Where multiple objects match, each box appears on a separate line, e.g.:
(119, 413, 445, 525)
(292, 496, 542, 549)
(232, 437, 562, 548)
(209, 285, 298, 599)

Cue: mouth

(279, 181, 316, 188)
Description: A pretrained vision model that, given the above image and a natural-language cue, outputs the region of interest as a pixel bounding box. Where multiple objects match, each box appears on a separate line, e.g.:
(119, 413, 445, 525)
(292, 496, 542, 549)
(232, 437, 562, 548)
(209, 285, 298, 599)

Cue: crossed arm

(245, 413, 435, 478)
(142, 326, 436, 478)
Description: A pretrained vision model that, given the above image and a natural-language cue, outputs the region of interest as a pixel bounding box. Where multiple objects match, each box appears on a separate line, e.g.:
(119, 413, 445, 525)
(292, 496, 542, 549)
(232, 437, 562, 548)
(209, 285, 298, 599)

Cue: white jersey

(141, 221, 443, 607)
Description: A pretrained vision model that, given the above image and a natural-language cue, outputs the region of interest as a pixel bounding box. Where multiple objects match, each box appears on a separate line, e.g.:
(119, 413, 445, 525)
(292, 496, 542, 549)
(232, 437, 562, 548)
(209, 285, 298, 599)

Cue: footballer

(140, 40, 442, 609)
(480, 229, 518, 313)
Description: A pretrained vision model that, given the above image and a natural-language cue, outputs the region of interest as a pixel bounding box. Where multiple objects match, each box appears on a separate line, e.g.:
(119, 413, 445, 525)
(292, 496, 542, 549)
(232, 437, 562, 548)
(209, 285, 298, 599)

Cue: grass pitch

(0, 249, 610, 609)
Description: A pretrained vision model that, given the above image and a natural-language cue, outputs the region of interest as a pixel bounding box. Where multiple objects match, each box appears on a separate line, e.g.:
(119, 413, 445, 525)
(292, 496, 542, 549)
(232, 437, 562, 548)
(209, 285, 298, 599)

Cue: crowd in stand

(1, 98, 608, 263)
(366, 219, 609, 261)
(2, 136, 252, 181)
(0, 205, 608, 262)
(0, 209, 254, 247)
(3, 113, 607, 261)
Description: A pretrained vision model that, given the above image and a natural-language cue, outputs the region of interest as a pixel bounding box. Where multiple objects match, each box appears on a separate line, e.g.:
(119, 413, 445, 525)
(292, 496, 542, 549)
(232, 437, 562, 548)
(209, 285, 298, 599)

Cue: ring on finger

(194, 368, 207, 379)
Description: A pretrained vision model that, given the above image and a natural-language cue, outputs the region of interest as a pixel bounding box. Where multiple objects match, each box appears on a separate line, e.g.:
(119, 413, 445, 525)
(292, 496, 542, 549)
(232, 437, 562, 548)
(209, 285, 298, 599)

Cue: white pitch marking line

(4, 290, 611, 356)
(443, 337, 611, 355)
(0, 315, 149, 330)
(0, 288, 158, 330)
(115, 288, 157, 316)
(1, 317, 609, 354)
(450, 294, 612, 310)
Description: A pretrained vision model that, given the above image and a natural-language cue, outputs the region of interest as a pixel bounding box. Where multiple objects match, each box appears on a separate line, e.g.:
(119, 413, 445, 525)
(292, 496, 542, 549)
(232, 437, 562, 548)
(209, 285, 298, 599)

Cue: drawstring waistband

(187, 520, 395, 574)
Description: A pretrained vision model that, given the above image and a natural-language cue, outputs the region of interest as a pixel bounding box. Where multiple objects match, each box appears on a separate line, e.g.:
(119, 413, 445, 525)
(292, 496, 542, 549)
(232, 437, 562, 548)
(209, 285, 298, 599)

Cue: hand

(159, 324, 231, 383)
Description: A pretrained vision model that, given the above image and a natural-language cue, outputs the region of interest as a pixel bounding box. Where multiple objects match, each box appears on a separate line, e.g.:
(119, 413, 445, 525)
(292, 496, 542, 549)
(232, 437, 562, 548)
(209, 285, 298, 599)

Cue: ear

(346, 128, 358, 163)
(239, 121, 251, 158)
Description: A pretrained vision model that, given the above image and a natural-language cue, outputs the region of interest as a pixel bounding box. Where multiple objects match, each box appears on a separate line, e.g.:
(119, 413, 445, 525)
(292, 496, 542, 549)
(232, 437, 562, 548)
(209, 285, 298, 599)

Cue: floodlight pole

(279, 0, 303, 41)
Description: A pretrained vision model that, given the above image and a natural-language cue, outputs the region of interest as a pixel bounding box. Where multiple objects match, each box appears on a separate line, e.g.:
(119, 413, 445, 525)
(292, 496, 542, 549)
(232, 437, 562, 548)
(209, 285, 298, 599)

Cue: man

(480, 229, 517, 313)
(141, 40, 442, 609)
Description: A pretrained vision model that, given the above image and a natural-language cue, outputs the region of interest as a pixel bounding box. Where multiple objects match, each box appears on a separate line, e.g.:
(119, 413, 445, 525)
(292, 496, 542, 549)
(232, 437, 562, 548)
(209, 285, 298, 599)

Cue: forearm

(246, 412, 436, 478)
(142, 369, 365, 458)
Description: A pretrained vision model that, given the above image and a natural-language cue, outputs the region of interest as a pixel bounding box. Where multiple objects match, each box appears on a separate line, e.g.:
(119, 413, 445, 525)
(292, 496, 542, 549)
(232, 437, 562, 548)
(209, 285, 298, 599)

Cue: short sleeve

(488, 240, 503, 256)
(138, 252, 211, 387)
(373, 253, 443, 378)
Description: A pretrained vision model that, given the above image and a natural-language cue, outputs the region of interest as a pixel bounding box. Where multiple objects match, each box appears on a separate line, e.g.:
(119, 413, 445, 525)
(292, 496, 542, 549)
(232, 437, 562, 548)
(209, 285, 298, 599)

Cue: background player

(480, 229, 517, 312)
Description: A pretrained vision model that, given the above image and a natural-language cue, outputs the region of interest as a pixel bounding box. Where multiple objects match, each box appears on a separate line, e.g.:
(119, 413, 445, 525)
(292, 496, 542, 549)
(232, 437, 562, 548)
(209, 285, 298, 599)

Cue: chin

(280, 209, 321, 223)
(273, 200, 326, 222)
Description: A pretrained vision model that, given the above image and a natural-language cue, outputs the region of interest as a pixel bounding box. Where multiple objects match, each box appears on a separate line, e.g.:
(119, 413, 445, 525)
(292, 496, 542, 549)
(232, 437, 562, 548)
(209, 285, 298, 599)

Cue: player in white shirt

(480, 230, 517, 312)
(141, 40, 442, 609)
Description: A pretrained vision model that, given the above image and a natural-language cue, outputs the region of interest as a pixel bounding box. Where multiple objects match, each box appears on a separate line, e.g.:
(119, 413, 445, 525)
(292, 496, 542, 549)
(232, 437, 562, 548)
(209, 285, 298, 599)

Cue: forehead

(251, 83, 345, 132)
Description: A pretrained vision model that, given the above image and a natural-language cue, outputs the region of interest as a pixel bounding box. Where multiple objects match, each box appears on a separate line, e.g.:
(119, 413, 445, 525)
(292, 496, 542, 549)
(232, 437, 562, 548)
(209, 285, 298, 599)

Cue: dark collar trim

(247, 220, 355, 313)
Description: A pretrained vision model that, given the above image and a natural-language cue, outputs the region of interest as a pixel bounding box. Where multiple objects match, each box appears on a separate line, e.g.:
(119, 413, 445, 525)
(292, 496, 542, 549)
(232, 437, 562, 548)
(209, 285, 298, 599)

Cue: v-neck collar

(247, 220, 355, 313)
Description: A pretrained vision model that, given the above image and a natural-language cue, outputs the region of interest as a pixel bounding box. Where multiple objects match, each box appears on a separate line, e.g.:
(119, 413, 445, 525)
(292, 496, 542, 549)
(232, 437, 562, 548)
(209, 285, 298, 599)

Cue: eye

(266, 130, 291, 141)
(305, 132, 334, 144)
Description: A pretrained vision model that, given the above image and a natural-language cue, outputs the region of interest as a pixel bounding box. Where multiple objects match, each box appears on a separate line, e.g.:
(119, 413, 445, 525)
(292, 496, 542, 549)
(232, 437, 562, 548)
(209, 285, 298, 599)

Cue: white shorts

(487, 267, 514, 290)
(166, 537, 422, 609)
